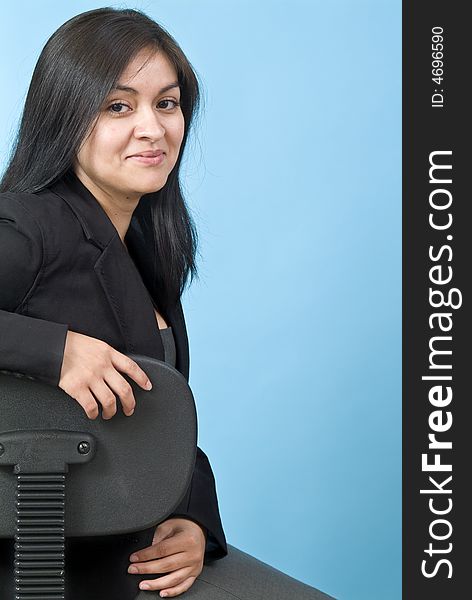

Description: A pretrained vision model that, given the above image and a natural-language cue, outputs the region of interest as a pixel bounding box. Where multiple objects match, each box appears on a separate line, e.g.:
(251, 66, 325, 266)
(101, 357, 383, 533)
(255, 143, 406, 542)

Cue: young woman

(0, 7, 332, 600)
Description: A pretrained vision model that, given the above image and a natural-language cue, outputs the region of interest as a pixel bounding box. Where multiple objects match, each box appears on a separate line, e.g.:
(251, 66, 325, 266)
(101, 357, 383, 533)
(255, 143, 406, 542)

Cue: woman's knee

(197, 544, 334, 600)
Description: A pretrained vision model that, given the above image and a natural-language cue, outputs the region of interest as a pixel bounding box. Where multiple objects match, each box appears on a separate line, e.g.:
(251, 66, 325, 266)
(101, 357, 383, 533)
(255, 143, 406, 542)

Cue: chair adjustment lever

(0, 430, 96, 600)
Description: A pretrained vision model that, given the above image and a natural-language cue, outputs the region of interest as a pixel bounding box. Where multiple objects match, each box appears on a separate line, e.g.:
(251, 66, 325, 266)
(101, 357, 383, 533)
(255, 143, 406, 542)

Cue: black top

(160, 326, 177, 368)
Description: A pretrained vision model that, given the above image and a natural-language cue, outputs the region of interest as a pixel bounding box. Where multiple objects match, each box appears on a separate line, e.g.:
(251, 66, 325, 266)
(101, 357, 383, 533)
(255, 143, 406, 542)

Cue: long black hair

(0, 7, 201, 314)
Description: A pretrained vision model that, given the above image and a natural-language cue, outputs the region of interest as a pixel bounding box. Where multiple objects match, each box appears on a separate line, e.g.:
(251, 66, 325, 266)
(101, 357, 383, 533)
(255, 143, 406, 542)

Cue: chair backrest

(0, 353, 197, 538)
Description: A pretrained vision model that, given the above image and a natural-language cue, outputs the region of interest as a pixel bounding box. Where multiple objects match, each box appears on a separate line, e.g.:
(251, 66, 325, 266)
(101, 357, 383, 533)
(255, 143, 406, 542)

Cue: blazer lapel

(93, 235, 166, 360)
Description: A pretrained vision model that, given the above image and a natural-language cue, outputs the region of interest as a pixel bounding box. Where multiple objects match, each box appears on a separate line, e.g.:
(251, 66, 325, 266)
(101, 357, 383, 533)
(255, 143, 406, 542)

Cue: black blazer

(0, 170, 227, 561)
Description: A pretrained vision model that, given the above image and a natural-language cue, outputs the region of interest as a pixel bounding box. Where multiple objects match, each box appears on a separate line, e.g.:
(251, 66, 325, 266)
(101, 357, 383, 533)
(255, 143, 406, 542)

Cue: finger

(138, 568, 194, 593)
(110, 351, 152, 391)
(159, 576, 196, 598)
(130, 523, 175, 563)
(130, 536, 186, 565)
(152, 521, 177, 545)
(103, 369, 136, 415)
(89, 378, 117, 420)
(129, 550, 188, 575)
(74, 388, 100, 420)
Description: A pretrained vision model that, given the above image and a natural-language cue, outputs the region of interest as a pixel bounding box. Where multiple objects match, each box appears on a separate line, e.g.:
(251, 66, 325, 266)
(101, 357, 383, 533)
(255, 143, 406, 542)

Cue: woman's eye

(107, 102, 129, 114)
(158, 98, 181, 110)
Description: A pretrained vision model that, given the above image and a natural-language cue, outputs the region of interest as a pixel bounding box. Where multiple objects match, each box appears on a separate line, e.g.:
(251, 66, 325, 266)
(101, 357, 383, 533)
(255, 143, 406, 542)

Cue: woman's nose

(134, 109, 166, 141)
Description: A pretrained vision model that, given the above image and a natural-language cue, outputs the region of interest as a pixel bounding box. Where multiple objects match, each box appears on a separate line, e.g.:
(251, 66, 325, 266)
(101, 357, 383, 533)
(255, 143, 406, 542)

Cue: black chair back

(0, 354, 197, 598)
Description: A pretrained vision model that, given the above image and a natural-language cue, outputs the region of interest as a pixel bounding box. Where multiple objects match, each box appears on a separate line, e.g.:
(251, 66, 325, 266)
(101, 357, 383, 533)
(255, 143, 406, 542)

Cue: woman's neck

(73, 168, 140, 243)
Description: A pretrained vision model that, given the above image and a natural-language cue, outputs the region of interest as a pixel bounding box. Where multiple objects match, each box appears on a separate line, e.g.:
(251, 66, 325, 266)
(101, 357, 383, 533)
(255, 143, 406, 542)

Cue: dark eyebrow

(110, 81, 180, 95)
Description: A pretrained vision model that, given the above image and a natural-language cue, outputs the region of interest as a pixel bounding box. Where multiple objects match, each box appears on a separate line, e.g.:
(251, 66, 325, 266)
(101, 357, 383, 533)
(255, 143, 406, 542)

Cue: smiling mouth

(129, 150, 164, 158)
(127, 154, 165, 166)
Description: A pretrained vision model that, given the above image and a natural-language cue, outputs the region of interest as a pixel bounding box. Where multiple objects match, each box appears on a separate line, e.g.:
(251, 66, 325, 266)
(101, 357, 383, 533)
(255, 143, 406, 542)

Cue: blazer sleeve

(169, 446, 228, 562)
(161, 301, 227, 561)
(0, 194, 69, 386)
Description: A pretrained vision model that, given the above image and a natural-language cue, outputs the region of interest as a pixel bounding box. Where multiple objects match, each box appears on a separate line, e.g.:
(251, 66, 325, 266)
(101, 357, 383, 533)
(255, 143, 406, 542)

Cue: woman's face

(74, 48, 185, 203)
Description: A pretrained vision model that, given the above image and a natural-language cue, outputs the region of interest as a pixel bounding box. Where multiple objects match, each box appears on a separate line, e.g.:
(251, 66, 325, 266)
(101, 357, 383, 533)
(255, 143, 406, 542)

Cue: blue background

(0, 2, 401, 599)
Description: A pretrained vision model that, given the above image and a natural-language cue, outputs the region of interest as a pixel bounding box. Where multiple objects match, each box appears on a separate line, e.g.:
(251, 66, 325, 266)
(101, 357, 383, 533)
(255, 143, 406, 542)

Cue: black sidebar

(404, 3, 470, 599)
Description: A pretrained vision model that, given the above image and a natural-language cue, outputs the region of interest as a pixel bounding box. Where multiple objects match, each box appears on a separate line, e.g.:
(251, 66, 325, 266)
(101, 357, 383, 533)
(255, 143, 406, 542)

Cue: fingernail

(126, 409, 134, 417)
(130, 554, 138, 561)
(140, 583, 150, 590)
(145, 380, 152, 390)
(160, 593, 168, 598)
(128, 565, 138, 574)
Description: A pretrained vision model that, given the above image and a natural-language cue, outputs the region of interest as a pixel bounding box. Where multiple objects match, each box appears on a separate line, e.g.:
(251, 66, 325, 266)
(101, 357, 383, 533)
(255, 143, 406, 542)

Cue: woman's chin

(128, 174, 169, 195)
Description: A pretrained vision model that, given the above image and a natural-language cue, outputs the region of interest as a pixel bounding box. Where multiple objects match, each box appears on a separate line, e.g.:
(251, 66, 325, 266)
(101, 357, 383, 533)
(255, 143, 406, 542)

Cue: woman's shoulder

(0, 190, 39, 215)
(0, 189, 86, 263)
(0, 188, 84, 251)
(0, 189, 77, 227)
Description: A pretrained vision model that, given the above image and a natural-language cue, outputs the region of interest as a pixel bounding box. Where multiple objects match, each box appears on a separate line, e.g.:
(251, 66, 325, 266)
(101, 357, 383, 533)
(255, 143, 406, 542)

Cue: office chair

(0, 354, 197, 600)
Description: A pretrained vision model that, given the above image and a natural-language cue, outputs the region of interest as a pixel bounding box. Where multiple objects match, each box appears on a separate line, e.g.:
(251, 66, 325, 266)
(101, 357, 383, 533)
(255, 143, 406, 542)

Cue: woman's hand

(128, 517, 206, 597)
(58, 330, 152, 419)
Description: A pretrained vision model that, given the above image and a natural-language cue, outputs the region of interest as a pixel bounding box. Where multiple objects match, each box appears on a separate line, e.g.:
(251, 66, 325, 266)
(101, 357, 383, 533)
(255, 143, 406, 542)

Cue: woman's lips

(127, 153, 165, 165)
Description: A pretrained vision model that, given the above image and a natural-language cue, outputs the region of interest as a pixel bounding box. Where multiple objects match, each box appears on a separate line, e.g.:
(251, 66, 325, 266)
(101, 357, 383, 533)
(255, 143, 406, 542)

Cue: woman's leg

(135, 544, 335, 600)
